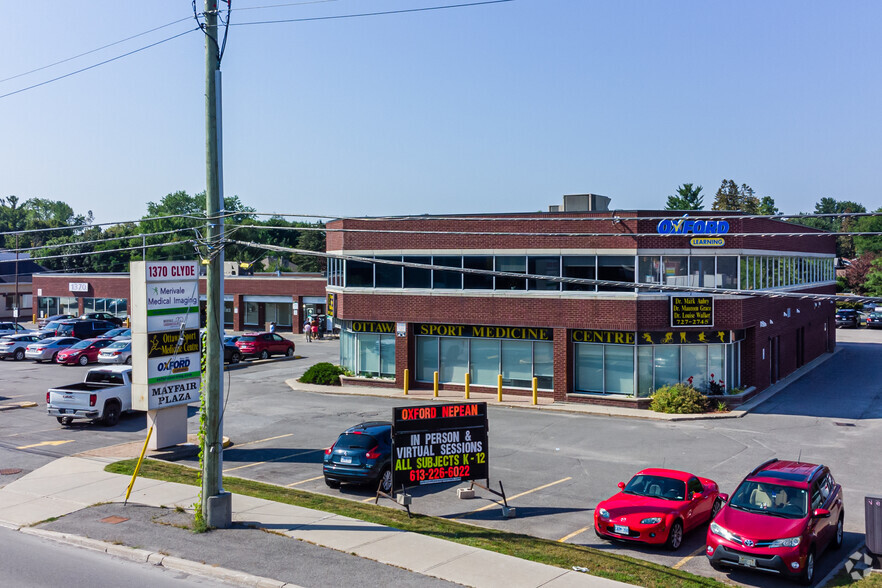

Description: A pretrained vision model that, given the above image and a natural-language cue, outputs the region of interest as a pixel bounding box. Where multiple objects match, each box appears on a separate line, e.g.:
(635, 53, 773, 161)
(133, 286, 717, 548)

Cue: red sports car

(594, 468, 722, 550)
(55, 338, 113, 366)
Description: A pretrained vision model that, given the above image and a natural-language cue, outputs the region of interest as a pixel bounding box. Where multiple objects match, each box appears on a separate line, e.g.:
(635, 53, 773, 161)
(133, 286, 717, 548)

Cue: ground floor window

(574, 341, 740, 397)
(340, 321, 395, 378)
(417, 335, 553, 390)
(83, 297, 128, 318)
(264, 302, 292, 327)
(38, 296, 78, 317)
(244, 301, 259, 325)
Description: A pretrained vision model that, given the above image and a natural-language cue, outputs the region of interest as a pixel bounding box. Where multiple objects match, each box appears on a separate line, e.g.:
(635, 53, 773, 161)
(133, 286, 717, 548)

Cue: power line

(0, 28, 199, 101)
(231, 0, 515, 26)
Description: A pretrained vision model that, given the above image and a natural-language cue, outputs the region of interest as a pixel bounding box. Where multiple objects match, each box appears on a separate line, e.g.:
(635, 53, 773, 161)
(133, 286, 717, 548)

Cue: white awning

(302, 296, 326, 304)
(243, 295, 294, 303)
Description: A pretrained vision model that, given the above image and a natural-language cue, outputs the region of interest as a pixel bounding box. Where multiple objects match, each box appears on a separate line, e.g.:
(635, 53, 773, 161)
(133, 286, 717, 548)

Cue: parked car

(46, 365, 133, 426)
(0, 334, 42, 361)
(79, 312, 124, 327)
(55, 338, 114, 366)
(38, 314, 74, 328)
(834, 309, 859, 328)
(55, 319, 116, 340)
(35, 320, 68, 339)
(25, 337, 81, 362)
(866, 312, 882, 329)
(235, 332, 295, 360)
(0, 322, 32, 336)
(97, 340, 132, 364)
(706, 459, 843, 585)
(103, 327, 132, 340)
(223, 337, 241, 364)
(594, 468, 722, 550)
(323, 422, 393, 492)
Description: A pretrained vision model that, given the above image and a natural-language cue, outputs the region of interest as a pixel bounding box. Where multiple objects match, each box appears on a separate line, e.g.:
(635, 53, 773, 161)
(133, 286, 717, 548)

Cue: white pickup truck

(47, 365, 133, 426)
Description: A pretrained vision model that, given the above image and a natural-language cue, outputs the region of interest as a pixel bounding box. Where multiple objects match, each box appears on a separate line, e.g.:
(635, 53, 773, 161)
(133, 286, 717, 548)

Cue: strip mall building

(327, 195, 837, 407)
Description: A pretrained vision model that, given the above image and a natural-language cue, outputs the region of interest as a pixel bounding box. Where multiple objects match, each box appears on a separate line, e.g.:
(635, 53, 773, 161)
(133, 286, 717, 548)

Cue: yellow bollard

(532, 377, 538, 405)
(125, 425, 154, 505)
(464, 373, 470, 399)
(433, 371, 439, 398)
(403, 368, 409, 395)
(497, 374, 503, 402)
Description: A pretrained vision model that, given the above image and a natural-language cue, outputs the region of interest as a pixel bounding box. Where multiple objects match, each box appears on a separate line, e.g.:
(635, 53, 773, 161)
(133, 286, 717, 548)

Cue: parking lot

(2, 328, 881, 586)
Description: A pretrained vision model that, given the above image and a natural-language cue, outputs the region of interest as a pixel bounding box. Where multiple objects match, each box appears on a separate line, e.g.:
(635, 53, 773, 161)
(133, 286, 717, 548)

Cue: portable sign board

(392, 402, 488, 490)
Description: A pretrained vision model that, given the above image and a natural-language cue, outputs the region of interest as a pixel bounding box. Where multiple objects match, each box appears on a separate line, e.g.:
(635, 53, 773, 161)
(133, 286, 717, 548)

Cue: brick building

(326, 196, 837, 407)
(32, 271, 327, 333)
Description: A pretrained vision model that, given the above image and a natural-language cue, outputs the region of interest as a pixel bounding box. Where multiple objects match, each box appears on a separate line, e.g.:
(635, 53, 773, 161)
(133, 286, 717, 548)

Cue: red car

(234, 332, 295, 360)
(594, 468, 722, 550)
(55, 338, 114, 366)
(706, 459, 843, 585)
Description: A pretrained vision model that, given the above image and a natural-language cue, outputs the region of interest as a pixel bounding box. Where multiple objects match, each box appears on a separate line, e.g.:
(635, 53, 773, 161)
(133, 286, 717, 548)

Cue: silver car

(25, 337, 80, 363)
(97, 340, 132, 365)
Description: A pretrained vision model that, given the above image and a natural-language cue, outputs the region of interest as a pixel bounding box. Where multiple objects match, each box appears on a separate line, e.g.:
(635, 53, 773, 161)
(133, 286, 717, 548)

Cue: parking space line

(466, 476, 572, 515)
(361, 495, 379, 503)
(233, 433, 294, 448)
(222, 449, 322, 473)
(285, 475, 323, 487)
(672, 545, 706, 569)
(558, 525, 592, 543)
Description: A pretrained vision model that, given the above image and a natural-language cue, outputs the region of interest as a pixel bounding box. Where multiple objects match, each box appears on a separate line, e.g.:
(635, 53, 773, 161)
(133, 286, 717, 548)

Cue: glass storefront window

(681, 345, 707, 390)
(527, 256, 560, 291)
(379, 335, 395, 377)
(265, 303, 292, 326)
(662, 256, 689, 287)
(244, 301, 259, 325)
(358, 333, 380, 376)
(433, 256, 462, 289)
(375, 256, 402, 288)
(440, 338, 468, 383)
(345, 259, 374, 287)
(718, 256, 738, 290)
(416, 336, 438, 381)
(224, 301, 233, 325)
(533, 341, 553, 389)
(598, 256, 635, 292)
(653, 346, 680, 389)
(636, 346, 653, 397)
(501, 340, 532, 387)
(708, 344, 724, 390)
(469, 339, 499, 386)
(574, 344, 603, 392)
(690, 257, 715, 288)
(404, 256, 431, 288)
(639, 256, 661, 285)
(604, 345, 634, 394)
(339, 323, 395, 378)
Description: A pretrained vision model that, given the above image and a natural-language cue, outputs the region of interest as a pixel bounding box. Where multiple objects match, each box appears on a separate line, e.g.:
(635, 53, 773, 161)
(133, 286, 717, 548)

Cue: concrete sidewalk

(0, 456, 626, 588)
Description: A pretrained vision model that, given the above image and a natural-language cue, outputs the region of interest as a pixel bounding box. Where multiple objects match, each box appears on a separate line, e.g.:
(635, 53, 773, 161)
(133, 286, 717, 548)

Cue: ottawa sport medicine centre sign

(130, 261, 202, 411)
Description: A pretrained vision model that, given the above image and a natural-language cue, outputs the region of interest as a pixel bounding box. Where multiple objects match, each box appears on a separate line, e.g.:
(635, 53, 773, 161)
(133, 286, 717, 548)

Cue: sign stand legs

(375, 483, 412, 517)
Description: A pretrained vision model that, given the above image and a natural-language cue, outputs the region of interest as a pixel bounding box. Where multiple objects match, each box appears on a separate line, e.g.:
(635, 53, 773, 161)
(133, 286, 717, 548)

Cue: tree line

(665, 180, 882, 297)
(0, 191, 326, 275)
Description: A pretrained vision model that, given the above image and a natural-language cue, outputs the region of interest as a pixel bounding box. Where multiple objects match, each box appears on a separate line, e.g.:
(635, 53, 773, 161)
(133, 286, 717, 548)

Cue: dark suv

(835, 309, 858, 328)
(706, 459, 843, 585)
(55, 319, 116, 340)
(323, 422, 393, 493)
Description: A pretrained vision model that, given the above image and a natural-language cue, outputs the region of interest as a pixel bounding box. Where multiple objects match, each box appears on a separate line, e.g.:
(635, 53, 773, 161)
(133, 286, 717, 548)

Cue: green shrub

(649, 383, 710, 414)
(299, 362, 345, 386)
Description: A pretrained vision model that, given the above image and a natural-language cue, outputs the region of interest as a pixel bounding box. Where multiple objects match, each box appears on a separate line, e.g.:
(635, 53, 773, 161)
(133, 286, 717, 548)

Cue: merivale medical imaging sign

(131, 261, 202, 411)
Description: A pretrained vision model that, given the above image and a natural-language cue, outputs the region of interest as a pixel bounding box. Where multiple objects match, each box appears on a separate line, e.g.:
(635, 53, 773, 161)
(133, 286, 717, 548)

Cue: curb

(0, 401, 38, 411)
(19, 527, 302, 588)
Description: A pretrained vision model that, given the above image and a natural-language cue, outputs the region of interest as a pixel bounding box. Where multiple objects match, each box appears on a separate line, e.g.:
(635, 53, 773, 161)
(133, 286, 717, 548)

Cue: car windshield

(107, 341, 129, 350)
(44, 321, 61, 329)
(70, 340, 92, 349)
(335, 433, 379, 450)
(238, 336, 257, 342)
(105, 329, 127, 337)
(729, 480, 808, 518)
(623, 474, 686, 500)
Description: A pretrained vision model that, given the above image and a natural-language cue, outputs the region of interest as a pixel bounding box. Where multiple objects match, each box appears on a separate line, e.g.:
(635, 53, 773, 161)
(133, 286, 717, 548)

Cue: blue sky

(2, 1, 880, 225)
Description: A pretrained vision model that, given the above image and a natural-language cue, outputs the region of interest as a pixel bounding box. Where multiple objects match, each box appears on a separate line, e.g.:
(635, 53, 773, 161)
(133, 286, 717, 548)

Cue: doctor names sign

(131, 261, 202, 411)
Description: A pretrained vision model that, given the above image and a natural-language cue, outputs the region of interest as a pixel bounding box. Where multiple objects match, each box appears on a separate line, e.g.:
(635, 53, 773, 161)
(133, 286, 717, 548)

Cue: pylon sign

(130, 261, 202, 411)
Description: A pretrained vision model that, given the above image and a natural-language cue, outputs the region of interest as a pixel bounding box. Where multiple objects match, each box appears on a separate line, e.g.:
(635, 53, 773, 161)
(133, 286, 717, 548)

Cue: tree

(842, 252, 878, 295)
(791, 198, 867, 259)
(665, 183, 704, 211)
(863, 258, 882, 297)
(757, 196, 780, 215)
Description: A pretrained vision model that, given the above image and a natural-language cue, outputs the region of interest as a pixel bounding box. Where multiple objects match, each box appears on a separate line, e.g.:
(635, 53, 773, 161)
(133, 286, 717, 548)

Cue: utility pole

(14, 233, 19, 328)
(202, 0, 230, 529)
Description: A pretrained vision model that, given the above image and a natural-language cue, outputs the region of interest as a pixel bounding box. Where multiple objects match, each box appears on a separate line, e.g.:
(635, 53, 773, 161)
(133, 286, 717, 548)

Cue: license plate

(614, 525, 629, 535)
(738, 556, 756, 567)
(340, 456, 352, 464)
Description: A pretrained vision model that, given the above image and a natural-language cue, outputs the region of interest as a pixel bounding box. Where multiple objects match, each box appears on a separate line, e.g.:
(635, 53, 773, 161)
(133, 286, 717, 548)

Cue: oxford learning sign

(130, 261, 202, 411)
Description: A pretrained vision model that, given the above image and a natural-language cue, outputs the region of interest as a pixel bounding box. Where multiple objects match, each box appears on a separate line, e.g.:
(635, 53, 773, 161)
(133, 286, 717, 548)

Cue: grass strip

(107, 458, 726, 588)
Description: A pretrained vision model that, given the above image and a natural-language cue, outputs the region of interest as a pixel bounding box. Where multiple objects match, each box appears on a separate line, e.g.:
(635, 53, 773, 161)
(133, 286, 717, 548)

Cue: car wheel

(710, 498, 722, 520)
(259, 350, 269, 360)
(231, 352, 240, 364)
(665, 520, 683, 551)
(833, 515, 844, 550)
(286, 347, 294, 357)
(708, 559, 727, 572)
(78, 355, 89, 366)
(51, 352, 59, 362)
(378, 467, 393, 494)
(125, 356, 132, 365)
(14, 349, 24, 361)
(102, 401, 120, 427)
(325, 477, 341, 489)
(799, 549, 815, 586)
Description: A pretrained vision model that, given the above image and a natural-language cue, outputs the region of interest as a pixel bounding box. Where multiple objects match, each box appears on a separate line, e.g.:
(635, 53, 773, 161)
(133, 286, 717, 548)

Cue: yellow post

(497, 374, 503, 402)
(433, 371, 439, 398)
(125, 425, 154, 505)
(403, 368, 409, 395)
(532, 377, 538, 405)
(464, 373, 470, 399)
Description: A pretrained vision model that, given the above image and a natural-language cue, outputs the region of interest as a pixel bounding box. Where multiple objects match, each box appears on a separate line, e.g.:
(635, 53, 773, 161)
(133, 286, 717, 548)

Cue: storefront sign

(327, 293, 335, 317)
(147, 379, 200, 408)
(396, 322, 407, 337)
(414, 323, 552, 341)
(671, 296, 714, 327)
(392, 403, 488, 490)
(690, 236, 725, 247)
(351, 321, 396, 333)
(571, 330, 635, 344)
(69, 282, 89, 292)
(147, 329, 200, 358)
(146, 352, 201, 384)
(657, 216, 730, 235)
(571, 328, 735, 345)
